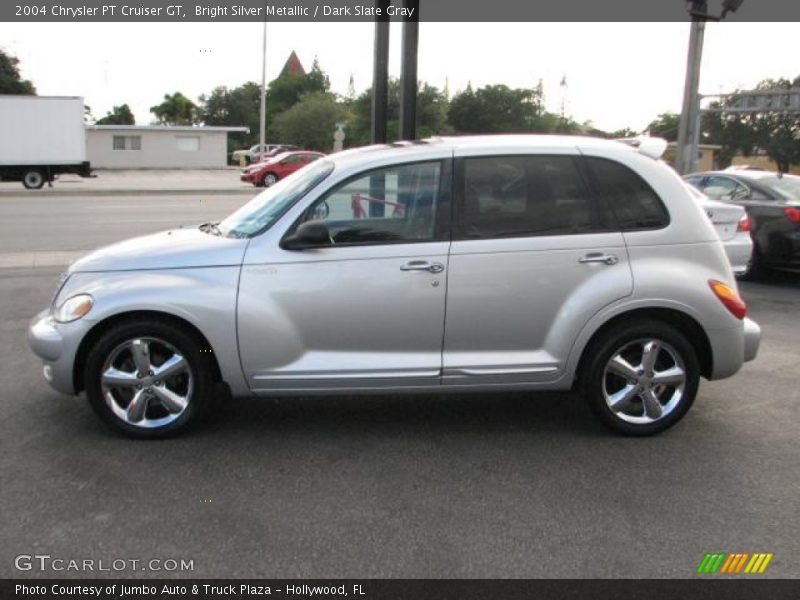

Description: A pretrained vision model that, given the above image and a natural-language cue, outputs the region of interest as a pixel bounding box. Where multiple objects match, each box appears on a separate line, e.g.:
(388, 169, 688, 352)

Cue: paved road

(0, 193, 798, 578)
(0, 193, 255, 265)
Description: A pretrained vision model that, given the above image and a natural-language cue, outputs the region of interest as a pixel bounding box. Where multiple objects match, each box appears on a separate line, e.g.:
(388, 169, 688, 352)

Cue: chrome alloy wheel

(101, 337, 193, 429)
(602, 338, 686, 425)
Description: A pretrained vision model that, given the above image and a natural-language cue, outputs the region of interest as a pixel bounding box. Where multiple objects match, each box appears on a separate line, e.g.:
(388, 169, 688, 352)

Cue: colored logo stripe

(697, 552, 773, 574)
(697, 553, 726, 574)
(744, 553, 773, 574)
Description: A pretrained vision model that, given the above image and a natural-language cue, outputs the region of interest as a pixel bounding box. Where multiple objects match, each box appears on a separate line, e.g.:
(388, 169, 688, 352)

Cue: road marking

(0, 251, 85, 269)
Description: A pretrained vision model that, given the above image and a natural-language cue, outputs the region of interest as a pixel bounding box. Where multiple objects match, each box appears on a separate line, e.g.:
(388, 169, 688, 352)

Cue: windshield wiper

(199, 221, 222, 236)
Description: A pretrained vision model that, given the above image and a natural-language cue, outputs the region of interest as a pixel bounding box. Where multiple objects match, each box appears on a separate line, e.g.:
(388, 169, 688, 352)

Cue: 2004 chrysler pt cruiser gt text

(28, 136, 761, 438)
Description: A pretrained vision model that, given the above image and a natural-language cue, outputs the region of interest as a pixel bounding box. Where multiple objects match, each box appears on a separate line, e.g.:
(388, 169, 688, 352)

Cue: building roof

(280, 51, 305, 77)
(86, 125, 249, 133)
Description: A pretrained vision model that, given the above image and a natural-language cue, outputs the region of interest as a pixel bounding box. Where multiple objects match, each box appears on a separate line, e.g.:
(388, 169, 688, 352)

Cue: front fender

(57, 267, 248, 396)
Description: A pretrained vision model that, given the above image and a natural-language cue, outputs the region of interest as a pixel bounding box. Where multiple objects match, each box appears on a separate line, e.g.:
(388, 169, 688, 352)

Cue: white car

(231, 144, 298, 165)
(685, 183, 753, 276)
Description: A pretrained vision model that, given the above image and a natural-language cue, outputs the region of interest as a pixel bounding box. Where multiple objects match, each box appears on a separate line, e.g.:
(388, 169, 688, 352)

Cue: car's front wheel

(262, 172, 278, 187)
(581, 320, 700, 436)
(84, 319, 215, 438)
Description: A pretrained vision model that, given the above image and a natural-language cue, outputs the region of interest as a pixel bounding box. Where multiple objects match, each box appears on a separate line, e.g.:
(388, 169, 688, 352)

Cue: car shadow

(199, 390, 605, 440)
(741, 268, 800, 289)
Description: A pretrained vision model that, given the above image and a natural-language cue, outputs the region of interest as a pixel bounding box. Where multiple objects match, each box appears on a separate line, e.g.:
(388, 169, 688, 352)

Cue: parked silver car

(29, 136, 761, 438)
(685, 183, 753, 276)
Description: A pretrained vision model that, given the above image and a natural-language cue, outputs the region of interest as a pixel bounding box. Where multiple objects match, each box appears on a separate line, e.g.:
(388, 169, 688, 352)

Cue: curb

(0, 188, 259, 198)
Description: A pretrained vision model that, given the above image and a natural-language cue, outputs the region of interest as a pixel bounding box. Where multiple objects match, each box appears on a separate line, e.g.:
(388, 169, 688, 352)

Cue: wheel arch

(73, 310, 223, 394)
(574, 307, 713, 383)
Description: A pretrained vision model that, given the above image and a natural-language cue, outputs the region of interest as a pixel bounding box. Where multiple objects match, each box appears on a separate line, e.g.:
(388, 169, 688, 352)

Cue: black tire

(84, 319, 215, 438)
(22, 169, 45, 190)
(580, 319, 700, 436)
(736, 243, 766, 281)
(262, 172, 278, 187)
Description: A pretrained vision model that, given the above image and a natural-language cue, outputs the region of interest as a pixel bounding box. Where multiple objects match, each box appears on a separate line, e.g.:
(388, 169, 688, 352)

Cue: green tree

(267, 57, 330, 116)
(199, 82, 261, 151)
(645, 112, 680, 141)
(0, 49, 35, 94)
(150, 92, 198, 125)
(96, 104, 135, 125)
(748, 77, 800, 173)
(702, 76, 800, 171)
(702, 104, 758, 168)
(272, 92, 346, 151)
(347, 78, 450, 146)
(448, 84, 548, 133)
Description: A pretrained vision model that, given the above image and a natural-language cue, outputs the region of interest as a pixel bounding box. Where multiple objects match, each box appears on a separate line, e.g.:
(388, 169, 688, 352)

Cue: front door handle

(579, 253, 619, 266)
(400, 260, 445, 273)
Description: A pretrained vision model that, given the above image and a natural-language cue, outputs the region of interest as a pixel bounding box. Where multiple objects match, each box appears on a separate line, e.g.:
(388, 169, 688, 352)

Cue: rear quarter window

(585, 157, 670, 230)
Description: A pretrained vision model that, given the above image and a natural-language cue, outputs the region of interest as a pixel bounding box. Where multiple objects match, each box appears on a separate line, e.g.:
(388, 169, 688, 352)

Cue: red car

(241, 151, 325, 187)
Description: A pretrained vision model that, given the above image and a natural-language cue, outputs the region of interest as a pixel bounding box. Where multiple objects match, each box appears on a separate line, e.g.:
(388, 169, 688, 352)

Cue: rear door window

(584, 157, 670, 230)
(455, 155, 608, 239)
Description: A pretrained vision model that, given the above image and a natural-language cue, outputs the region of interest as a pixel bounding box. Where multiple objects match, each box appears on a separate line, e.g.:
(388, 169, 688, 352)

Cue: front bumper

(28, 309, 86, 395)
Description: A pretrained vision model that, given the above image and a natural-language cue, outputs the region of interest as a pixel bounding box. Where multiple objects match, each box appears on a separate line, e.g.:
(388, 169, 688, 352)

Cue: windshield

(218, 160, 334, 238)
(762, 175, 800, 200)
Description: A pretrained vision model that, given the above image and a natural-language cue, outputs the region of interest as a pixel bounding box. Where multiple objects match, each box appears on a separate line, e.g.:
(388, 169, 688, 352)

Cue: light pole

(676, 0, 744, 175)
(258, 18, 267, 162)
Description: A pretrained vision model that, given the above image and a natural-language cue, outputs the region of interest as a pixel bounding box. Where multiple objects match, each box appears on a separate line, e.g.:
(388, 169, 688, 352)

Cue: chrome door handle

(400, 260, 445, 273)
(579, 253, 619, 266)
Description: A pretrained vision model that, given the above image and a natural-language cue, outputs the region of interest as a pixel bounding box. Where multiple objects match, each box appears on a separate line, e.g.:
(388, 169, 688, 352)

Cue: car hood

(69, 227, 249, 273)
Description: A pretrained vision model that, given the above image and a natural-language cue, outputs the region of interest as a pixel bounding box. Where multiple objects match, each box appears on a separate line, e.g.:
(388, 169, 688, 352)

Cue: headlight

(53, 294, 94, 323)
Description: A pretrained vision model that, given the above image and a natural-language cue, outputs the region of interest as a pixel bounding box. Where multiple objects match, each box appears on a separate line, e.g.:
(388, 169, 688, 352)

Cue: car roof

(327, 134, 644, 169)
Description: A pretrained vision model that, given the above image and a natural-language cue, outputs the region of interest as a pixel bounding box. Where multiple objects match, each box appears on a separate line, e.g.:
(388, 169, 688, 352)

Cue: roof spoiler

(614, 136, 668, 160)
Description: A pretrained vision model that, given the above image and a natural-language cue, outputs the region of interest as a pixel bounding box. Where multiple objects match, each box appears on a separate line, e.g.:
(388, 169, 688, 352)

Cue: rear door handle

(579, 253, 619, 266)
(400, 260, 445, 273)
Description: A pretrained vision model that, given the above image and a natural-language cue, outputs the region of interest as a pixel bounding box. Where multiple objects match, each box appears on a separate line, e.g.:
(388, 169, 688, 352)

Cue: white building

(86, 125, 248, 169)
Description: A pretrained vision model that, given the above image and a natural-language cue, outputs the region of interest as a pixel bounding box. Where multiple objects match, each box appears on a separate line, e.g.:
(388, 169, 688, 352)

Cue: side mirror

(281, 220, 332, 250)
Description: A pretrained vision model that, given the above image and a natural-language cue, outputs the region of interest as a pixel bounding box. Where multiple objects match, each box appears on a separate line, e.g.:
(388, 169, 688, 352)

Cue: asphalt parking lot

(1, 191, 798, 579)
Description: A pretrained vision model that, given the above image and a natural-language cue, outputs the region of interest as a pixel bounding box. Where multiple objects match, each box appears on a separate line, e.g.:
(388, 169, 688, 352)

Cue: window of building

(112, 135, 141, 151)
(584, 157, 670, 230)
(176, 136, 200, 151)
(456, 155, 602, 239)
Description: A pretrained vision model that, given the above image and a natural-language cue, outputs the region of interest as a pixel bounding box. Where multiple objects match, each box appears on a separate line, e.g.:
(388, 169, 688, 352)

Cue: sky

(0, 21, 797, 132)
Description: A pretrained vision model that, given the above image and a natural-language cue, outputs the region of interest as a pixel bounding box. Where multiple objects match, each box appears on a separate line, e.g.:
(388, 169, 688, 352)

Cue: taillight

(737, 213, 751, 232)
(784, 207, 800, 223)
(709, 280, 747, 320)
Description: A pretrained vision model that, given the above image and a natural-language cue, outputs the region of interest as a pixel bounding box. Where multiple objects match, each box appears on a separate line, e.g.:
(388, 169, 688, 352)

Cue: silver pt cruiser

(29, 136, 761, 437)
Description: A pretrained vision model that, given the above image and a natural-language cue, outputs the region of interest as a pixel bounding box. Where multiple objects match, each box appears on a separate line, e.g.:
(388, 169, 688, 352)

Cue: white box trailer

(0, 95, 92, 189)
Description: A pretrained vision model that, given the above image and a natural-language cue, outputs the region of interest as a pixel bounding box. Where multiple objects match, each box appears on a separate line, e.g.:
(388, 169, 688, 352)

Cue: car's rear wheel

(263, 172, 278, 187)
(84, 319, 214, 438)
(581, 320, 700, 436)
(22, 169, 45, 190)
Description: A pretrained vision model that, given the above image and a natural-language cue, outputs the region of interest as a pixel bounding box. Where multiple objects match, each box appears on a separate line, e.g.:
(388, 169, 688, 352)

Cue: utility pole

(676, 0, 745, 174)
(399, 0, 420, 140)
(259, 19, 268, 161)
(371, 0, 390, 144)
(676, 2, 706, 175)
